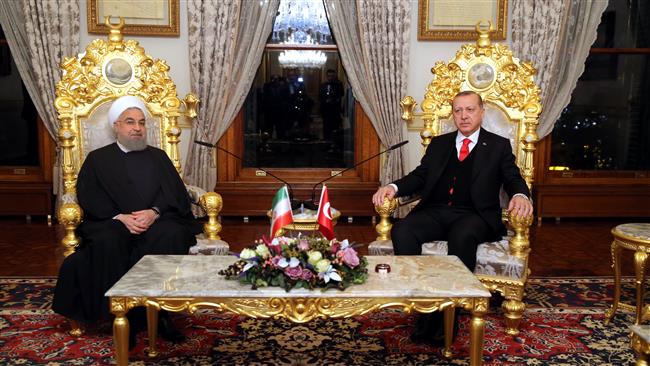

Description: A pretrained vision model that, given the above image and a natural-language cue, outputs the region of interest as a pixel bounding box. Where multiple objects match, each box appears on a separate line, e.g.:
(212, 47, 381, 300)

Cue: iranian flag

(317, 185, 335, 240)
(270, 186, 293, 238)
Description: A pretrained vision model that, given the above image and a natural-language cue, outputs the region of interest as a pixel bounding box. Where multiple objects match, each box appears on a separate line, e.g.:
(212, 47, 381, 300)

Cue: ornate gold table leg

(111, 299, 130, 366)
(442, 307, 454, 358)
(468, 298, 488, 366)
(146, 305, 159, 357)
(605, 240, 621, 324)
(631, 327, 650, 366)
(634, 250, 648, 325)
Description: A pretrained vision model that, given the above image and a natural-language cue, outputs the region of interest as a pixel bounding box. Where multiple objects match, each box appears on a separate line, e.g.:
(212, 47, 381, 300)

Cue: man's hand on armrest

(372, 184, 397, 206)
(507, 195, 533, 219)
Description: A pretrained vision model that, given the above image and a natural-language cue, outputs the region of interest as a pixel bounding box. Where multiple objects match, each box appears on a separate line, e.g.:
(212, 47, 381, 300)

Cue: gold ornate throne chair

(368, 26, 541, 335)
(55, 20, 227, 258)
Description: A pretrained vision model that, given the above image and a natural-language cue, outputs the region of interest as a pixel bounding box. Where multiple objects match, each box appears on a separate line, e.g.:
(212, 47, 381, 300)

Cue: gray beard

(117, 136, 148, 151)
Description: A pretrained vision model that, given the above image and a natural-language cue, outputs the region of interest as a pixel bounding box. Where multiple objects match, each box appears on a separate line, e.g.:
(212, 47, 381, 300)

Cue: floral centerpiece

(219, 236, 368, 291)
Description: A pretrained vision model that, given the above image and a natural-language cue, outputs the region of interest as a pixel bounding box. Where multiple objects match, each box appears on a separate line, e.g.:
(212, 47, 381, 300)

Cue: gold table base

(110, 296, 489, 366)
(605, 225, 650, 325)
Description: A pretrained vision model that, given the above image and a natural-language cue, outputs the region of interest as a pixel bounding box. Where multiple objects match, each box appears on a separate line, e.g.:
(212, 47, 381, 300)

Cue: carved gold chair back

(371, 24, 542, 335)
(54, 19, 221, 256)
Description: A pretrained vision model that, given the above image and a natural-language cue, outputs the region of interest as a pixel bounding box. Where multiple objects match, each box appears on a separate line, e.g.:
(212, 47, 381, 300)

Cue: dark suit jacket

(393, 128, 530, 234)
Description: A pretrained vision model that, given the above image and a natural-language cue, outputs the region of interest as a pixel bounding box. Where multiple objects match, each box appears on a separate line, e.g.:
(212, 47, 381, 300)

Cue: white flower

(255, 244, 271, 258)
(315, 259, 331, 273)
(339, 239, 350, 250)
(307, 251, 323, 266)
(240, 248, 257, 259)
(320, 265, 342, 283)
(278, 257, 300, 268)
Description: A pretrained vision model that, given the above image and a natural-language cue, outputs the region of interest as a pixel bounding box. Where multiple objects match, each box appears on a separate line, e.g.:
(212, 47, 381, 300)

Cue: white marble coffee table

(106, 255, 491, 365)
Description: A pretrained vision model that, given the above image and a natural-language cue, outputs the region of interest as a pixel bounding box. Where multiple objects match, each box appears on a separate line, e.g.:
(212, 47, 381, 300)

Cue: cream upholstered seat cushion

(368, 237, 526, 280)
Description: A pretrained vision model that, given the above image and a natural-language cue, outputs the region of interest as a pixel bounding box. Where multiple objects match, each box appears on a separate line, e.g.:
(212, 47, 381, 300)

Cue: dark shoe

(159, 312, 186, 343)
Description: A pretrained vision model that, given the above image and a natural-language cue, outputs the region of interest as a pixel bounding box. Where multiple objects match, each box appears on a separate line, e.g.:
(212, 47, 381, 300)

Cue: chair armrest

(504, 210, 533, 258)
(198, 191, 223, 240)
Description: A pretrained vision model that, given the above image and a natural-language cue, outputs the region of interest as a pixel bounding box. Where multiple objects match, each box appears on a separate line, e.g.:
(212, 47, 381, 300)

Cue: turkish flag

(317, 185, 335, 240)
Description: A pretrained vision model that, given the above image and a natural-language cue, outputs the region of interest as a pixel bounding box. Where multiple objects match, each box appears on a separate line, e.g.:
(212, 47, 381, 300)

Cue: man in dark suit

(372, 90, 533, 344)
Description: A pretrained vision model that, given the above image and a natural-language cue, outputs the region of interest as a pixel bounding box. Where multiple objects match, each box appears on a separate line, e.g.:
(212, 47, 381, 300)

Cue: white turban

(107, 95, 147, 125)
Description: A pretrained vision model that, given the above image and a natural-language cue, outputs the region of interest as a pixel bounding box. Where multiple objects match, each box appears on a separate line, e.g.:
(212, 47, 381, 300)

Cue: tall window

(550, 0, 649, 172)
(242, 0, 355, 169)
(0, 27, 39, 167)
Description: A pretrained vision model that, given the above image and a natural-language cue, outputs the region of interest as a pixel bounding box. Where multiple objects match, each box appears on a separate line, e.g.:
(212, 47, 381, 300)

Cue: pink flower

(298, 239, 310, 251)
(270, 255, 283, 268)
(330, 241, 339, 254)
(341, 247, 360, 268)
(284, 266, 303, 280)
(300, 268, 314, 280)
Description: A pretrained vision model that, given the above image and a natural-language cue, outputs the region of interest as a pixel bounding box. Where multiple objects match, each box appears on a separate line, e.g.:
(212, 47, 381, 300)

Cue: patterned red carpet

(0, 277, 642, 365)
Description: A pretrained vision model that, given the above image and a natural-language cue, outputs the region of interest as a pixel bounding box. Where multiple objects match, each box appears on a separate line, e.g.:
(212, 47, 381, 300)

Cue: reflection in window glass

(243, 51, 355, 168)
(550, 1, 650, 171)
(242, 0, 355, 169)
(551, 54, 649, 170)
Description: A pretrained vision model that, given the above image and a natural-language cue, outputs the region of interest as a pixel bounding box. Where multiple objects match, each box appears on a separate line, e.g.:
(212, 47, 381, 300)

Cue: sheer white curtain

(184, 0, 280, 191)
(324, 0, 410, 185)
(512, 0, 608, 139)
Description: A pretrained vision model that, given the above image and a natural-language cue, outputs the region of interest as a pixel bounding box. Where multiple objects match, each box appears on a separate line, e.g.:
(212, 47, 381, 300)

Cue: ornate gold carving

(606, 232, 650, 325)
(502, 298, 525, 336)
(58, 202, 82, 256)
(631, 331, 650, 364)
(68, 320, 84, 337)
(199, 192, 223, 240)
(125, 296, 485, 324)
(374, 198, 398, 241)
(182, 93, 199, 119)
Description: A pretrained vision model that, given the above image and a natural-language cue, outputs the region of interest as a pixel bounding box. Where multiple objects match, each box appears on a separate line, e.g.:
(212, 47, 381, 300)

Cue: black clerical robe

(53, 143, 201, 323)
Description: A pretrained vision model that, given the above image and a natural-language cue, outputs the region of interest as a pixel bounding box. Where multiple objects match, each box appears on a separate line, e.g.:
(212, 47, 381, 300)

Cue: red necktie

(459, 138, 471, 161)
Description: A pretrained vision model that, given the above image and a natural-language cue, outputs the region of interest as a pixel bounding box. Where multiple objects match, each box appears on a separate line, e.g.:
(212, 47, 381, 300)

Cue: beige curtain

(323, 0, 410, 185)
(512, 0, 608, 139)
(184, 0, 280, 191)
(0, 0, 80, 140)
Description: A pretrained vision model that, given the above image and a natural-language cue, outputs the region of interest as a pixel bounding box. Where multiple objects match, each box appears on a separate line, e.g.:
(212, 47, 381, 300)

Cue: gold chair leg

(633, 250, 648, 325)
(69, 319, 84, 337)
(605, 241, 621, 324)
(502, 298, 525, 336)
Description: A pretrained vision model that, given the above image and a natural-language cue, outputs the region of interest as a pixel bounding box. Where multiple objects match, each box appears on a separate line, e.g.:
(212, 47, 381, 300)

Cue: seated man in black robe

(53, 95, 201, 347)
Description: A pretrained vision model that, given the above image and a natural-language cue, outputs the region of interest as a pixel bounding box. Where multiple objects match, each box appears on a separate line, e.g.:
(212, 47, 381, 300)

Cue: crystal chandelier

(272, 0, 331, 44)
(278, 49, 327, 69)
(273, 0, 330, 69)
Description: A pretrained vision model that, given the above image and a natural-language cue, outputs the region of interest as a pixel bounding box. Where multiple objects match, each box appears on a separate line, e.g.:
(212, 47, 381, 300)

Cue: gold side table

(267, 207, 341, 237)
(631, 325, 650, 366)
(605, 223, 650, 325)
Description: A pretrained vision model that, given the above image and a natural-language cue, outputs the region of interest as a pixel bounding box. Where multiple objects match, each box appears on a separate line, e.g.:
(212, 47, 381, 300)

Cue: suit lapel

(471, 128, 490, 182)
